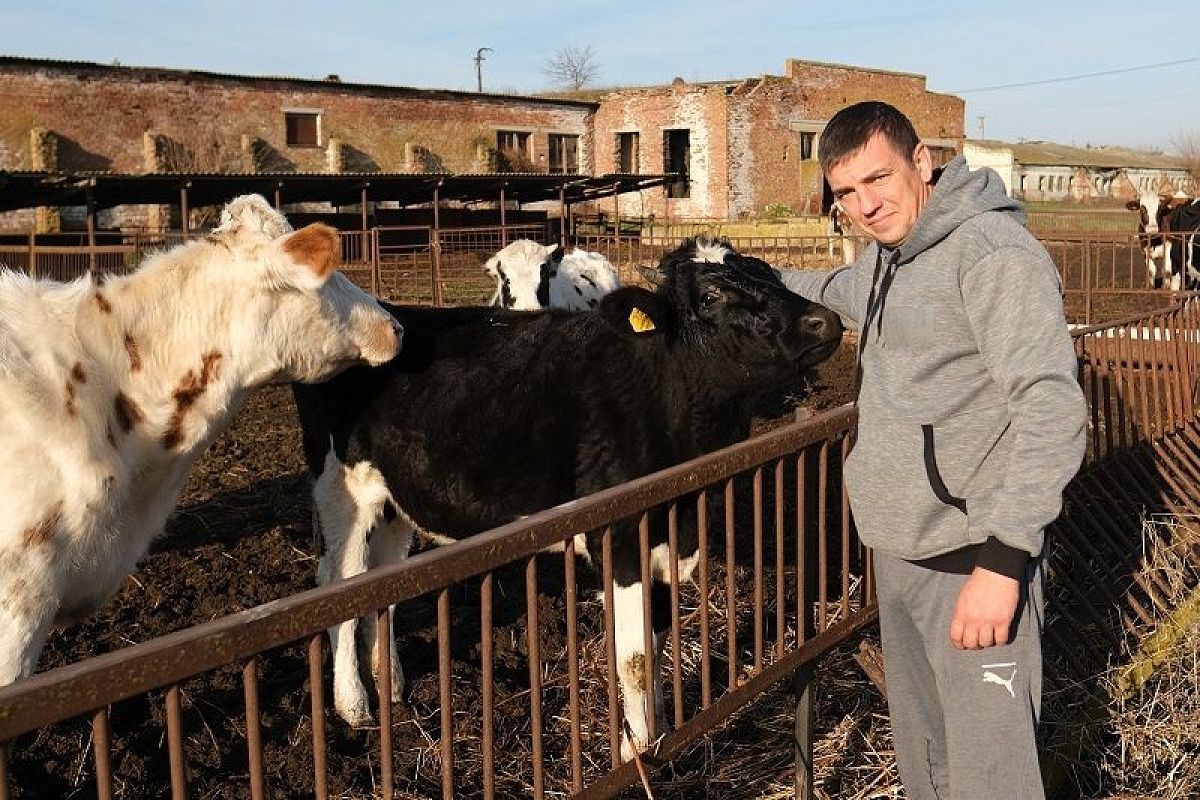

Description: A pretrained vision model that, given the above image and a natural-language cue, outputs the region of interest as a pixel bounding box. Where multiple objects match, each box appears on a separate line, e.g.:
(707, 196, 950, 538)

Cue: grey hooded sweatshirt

(779, 156, 1085, 578)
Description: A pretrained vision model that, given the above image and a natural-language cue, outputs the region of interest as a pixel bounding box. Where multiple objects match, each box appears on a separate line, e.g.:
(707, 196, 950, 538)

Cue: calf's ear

(598, 286, 673, 337)
(281, 223, 340, 285)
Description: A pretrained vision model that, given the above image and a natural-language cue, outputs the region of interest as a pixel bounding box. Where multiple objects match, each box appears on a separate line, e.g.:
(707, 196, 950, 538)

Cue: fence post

(27, 231, 36, 279)
(793, 661, 815, 800)
(1083, 237, 1093, 326)
(370, 229, 381, 297)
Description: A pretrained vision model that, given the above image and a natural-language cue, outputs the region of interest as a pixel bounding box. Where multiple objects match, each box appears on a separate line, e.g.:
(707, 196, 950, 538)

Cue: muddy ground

(8, 340, 865, 799)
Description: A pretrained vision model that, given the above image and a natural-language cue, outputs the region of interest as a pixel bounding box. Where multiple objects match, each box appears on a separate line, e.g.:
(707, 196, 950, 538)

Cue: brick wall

(0, 59, 593, 229)
(591, 60, 964, 221)
(0, 60, 593, 176)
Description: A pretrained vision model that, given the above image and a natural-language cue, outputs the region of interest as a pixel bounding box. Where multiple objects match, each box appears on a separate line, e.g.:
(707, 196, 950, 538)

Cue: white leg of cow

(612, 581, 663, 761)
(365, 508, 414, 705)
(313, 452, 394, 727)
(0, 591, 55, 685)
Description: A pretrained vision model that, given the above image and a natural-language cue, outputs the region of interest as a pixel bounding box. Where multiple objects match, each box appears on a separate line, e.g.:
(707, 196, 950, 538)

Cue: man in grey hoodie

(777, 101, 1085, 799)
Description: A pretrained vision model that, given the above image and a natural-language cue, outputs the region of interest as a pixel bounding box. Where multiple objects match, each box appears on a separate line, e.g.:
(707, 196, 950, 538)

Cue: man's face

(826, 131, 933, 247)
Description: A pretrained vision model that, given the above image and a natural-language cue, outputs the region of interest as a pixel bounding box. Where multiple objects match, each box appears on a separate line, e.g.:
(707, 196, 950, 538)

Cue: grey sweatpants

(873, 551, 1046, 800)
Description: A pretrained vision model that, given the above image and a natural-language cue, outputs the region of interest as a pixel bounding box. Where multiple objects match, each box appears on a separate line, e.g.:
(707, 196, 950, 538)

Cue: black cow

(291, 237, 842, 758)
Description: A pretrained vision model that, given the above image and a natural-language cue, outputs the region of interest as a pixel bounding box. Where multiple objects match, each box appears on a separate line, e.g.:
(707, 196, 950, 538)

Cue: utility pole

(474, 47, 493, 92)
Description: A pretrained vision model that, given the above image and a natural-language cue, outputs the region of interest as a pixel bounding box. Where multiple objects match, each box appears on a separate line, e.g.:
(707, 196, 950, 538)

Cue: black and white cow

(1127, 192, 1200, 290)
(291, 237, 842, 758)
(484, 239, 620, 310)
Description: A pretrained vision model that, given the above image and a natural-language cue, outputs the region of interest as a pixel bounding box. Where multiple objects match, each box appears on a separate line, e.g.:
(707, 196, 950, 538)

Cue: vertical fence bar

(437, 590, 453, 799)
(638, 513, 656, 744)
(526, 556, 545, 799)
(697, 492, 712, 709)
(841, 436, 851, 618)
(775, 459, 786, 660)
(92, 707, 113, 800)
(307, 635, 328, 800)
(753, 467, 764, 674)
(1149, 316, 1165, 438)
(0, 741, 8, 800)
(165, 684, 188, 800)
(1136, 321, 1153, 441)
(374, 608, 395, 800)
(243, 659, 266, 800)
(602, 526, 621, 768)
(817, 442, 829, 632)
(481, 571, 496, 799)
(667, 503, 684, 729)
(796, 452, 808, 643)
(564, 542, 584, 793)
(725, 478, 738, 691)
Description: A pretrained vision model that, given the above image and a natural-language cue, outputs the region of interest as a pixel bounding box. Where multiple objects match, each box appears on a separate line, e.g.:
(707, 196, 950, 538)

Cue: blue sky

(7, 0, 1200, 151)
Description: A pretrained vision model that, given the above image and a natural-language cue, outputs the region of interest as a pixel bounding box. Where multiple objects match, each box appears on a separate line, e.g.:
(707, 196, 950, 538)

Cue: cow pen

(1, 289, 1199, 797)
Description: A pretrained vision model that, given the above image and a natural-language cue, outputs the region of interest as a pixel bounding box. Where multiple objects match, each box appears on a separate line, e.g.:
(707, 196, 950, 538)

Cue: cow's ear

(598, 286, 673, 337)
(281, 223, 340, 286)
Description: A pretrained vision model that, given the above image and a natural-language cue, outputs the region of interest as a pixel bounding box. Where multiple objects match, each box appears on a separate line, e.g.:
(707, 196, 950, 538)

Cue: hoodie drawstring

(853, 248, 902, 404)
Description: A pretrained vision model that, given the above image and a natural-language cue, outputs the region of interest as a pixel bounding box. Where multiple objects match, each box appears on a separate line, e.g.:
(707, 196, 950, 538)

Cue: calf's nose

(799, 307, 840, 339)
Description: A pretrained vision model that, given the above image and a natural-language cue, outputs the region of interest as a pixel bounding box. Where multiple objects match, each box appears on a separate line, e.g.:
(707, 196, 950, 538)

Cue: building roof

(0, 55, 598, 109)
(551, 57, 939, 101)
(0, 171, 675, 213)
(969, 139, 1187, 170)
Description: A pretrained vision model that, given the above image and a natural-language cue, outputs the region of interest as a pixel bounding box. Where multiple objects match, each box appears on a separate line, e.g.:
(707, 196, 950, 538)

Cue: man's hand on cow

(949, 567, 1020, 650)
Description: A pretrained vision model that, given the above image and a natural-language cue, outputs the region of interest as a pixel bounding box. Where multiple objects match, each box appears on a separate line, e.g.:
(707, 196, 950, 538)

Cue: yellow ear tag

(629, 307, 656, 333)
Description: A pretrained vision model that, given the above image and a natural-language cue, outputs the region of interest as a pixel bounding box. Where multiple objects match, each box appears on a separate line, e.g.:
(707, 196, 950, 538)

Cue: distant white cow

(826, 204, 858, 266)
(0, 194, 402, 686)
(1127, 192, 1200, 290)
(484, 239, 620, 310)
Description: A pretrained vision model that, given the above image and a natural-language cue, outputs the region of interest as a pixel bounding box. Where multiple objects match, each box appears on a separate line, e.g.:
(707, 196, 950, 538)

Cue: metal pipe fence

(2, 228, 1191, 328)
(0, 272, 1197, 796)
(0, 406, 872, 799)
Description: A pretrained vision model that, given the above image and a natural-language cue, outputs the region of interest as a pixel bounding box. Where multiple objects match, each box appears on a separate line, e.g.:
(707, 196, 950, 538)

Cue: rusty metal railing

(0, 406, 872, 799)
(1041, 292, 1200, 682)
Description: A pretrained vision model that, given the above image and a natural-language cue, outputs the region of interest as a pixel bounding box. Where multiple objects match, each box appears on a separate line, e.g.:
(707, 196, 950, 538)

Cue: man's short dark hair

(819, 101, 920, 173)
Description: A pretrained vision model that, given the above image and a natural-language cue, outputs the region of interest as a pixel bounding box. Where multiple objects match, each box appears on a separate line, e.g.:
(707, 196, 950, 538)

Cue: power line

(948, 56, 1200, 94)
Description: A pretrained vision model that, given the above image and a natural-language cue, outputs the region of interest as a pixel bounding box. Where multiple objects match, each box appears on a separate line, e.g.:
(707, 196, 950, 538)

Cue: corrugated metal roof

(0, 55, 598, 109)
(0, 170, 676, 212)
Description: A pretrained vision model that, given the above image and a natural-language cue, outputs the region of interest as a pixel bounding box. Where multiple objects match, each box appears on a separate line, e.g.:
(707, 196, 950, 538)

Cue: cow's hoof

(334, 684, 375, 728)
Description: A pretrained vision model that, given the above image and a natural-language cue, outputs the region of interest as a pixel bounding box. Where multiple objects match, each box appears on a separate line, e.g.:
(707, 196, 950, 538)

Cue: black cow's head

(598, 237, 842, 381)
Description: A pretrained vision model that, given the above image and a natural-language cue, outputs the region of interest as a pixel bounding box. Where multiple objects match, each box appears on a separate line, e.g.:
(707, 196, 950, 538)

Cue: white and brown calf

(0, 194, 402, 685)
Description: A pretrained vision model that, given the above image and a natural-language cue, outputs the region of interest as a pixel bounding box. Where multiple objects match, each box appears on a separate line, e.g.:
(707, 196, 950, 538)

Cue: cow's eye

(700, 289, 722, 310)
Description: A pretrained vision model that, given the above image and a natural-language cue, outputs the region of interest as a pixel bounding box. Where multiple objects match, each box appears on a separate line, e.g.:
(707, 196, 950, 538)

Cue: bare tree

(542, 44, 599, 91)
(1173, 132, 1200, 189)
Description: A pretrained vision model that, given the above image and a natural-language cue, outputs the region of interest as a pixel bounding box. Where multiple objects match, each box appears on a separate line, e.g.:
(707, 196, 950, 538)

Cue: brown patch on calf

(71, 363, 86, 384)
(162, 350, 224, 450)
(113, 391, 144, 432)
(94, 291, 112, 314)
(22, 502, 62, 548)
(624, 652, 647, 690)
(124, 333, 142, 372)
(65, 379, 77, 417)
(282, 223, 340, 281)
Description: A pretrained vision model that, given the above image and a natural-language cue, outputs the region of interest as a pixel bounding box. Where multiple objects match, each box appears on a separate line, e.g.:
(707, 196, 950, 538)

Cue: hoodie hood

(893, 156, 1025, 263)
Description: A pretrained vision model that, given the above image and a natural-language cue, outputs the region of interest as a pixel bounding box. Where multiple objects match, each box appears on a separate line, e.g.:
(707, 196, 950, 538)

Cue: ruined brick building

(0, 55, 964, 230)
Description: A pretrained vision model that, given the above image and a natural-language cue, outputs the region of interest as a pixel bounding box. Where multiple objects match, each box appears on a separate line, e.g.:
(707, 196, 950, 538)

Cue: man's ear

(598, 286, 674, 338)
(913, 141, 934, 183)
